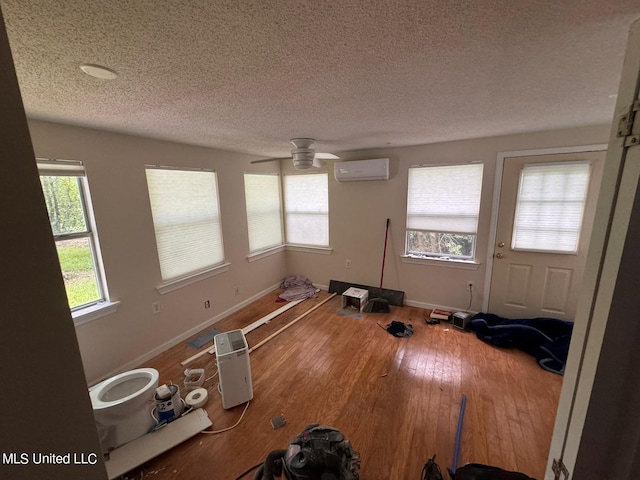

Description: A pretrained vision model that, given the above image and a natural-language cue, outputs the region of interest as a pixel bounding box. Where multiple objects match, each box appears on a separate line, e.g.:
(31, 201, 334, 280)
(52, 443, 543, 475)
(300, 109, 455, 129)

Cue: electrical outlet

(152, 301, 161, 315)
(346, 259, 352, 268)
(204, 300, 210, 309)
(234, 286, 240, 296)
(467, 281, 474, 292)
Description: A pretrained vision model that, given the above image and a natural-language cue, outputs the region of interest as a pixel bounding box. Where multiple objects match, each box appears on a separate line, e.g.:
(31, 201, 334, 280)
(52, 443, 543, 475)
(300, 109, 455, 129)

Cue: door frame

(483, 144, 608, 314)
(483, 144, 607, 477)
(545, 18, 640, 479)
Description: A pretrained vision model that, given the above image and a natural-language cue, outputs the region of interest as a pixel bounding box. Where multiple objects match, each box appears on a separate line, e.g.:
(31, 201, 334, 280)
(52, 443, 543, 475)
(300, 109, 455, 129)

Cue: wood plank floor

(121, 290, 562, 480)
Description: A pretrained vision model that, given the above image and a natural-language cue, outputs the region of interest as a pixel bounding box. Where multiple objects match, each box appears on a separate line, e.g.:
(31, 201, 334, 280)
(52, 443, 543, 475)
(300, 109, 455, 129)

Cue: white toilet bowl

(89, 368, 159, 452)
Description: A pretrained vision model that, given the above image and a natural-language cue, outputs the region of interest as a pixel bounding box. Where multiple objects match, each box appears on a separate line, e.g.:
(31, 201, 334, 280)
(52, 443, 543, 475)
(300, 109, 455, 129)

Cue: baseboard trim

(402, 298, 467, 313)
(90, 282, 282, 385)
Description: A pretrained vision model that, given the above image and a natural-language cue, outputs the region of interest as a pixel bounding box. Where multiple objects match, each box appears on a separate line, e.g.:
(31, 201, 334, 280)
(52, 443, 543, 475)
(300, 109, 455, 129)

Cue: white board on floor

(104, 408, 212, 479)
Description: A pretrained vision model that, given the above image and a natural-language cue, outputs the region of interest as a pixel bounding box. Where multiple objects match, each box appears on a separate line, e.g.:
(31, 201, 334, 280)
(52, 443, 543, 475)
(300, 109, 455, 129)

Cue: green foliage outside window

(40, 175, 100, 309)
(407, 231, 475, 258)
(40, 176, 87, 235)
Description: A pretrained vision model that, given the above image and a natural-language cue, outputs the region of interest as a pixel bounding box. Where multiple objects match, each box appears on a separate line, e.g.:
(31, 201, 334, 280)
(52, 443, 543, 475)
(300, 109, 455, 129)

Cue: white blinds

(406, 164, 483, 234)
(145, 168, 224, 281)
(512, 162, 590, 253)
(283, 173, 329, 246)
(37, 159, 85, 177)
(244, 174, 283, 252)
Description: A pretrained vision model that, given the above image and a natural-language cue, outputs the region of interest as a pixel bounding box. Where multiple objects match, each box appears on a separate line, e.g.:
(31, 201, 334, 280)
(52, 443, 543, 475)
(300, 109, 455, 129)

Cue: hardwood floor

(122, 290, 562, 479)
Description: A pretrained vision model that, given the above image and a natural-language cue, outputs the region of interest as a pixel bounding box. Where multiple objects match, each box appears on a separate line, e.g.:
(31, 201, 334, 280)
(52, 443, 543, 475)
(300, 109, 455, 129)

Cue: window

(244, 173, 284, 253)
(406, 164, 483, 260)
(283, 173, 329, 247)
(145, 167, 225, 283)
(512, 162, 591, 253)
(38, 159, 107, 311)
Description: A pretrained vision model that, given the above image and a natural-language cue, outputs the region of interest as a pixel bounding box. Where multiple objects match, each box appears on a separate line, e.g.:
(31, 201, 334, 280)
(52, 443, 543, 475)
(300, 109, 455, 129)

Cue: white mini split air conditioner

(334, 158, 390, 182)
(214, 330, 253, 409)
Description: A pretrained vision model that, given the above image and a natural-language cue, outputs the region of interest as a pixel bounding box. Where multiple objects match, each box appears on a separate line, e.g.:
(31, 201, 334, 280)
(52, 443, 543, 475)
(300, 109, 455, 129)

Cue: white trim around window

(156, 262, 231, 295)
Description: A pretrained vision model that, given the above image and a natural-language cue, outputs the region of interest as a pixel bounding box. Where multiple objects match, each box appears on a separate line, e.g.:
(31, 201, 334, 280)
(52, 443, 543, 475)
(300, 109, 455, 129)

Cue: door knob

(495, 253, 504, 259)
(497, 242, 505, 248)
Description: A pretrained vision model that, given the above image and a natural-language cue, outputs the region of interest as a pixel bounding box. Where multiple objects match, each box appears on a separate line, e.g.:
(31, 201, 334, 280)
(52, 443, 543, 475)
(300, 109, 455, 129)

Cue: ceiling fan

(250, 138, 339, 170)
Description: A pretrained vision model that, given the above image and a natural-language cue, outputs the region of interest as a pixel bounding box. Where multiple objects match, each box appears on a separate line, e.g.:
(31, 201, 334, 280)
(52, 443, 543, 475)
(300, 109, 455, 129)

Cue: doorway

(488, 150, 606, 321)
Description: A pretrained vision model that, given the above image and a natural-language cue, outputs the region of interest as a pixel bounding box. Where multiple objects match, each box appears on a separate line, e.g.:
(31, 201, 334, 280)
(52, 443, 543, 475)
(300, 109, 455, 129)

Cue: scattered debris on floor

(122, 466, 166, 479)
(337, 307, 362, 319)
(271, 414, 286, 429)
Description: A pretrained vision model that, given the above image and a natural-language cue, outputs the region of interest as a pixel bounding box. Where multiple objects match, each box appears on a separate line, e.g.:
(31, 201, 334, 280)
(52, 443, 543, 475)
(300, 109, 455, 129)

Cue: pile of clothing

(279, 275, 319, 301)
(385, 321, 414, 337)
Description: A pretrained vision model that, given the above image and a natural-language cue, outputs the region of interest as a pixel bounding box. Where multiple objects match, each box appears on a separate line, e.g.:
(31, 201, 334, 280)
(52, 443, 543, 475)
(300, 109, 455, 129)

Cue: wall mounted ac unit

(334, 158, 389, 182)
(214, 329, 253, 409)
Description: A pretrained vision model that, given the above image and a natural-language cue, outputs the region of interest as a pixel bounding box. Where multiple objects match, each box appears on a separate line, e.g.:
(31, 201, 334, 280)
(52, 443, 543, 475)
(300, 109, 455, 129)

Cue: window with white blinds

(145, 167, 224, 281)
(283, 173, 329, 246)
(244, 173, 283, 253)
(512, 162, 591, 253)
(406, 164, 483, 259)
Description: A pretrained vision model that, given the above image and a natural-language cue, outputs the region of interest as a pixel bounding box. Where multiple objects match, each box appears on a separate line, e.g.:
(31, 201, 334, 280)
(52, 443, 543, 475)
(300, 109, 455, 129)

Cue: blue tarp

(470, 313, 573, 375)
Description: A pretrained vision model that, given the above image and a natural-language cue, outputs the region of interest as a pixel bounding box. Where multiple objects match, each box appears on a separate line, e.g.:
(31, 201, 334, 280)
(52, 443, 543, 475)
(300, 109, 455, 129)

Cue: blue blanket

(470, 313, 573, 375)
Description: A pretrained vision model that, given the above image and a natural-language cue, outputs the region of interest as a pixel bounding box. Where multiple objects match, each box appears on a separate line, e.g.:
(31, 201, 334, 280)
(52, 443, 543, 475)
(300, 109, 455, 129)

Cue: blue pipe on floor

(451, 394, 467, 474)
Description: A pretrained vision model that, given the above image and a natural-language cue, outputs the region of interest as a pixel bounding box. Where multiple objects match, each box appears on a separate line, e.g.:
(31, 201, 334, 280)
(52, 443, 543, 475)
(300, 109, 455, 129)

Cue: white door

(489, 151, 605, 320)
(545, 18, 640, 479)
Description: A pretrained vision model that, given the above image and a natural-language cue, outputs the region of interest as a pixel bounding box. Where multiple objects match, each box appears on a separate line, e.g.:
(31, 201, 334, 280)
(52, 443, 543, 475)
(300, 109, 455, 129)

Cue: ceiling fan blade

(250, 157, 292, 164)
(315, 153, 340, 160)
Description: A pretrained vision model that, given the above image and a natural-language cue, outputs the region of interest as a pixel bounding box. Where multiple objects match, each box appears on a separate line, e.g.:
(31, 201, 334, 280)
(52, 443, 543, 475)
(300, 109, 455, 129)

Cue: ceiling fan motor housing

(292, 148, 314, 169)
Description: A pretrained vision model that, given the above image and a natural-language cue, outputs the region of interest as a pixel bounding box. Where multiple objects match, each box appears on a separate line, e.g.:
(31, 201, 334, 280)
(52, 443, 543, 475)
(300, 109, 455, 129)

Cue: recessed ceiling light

(79, 64, 118, 80)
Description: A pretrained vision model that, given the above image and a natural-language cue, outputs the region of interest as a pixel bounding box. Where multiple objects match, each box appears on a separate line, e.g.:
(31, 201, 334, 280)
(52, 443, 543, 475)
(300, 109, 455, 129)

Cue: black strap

(421, 455, 444, 480)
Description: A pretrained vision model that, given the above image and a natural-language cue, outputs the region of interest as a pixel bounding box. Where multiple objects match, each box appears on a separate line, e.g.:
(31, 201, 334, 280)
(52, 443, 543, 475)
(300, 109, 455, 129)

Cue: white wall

(284, 125, 611, 312)
(27, 120, 288, 383)
(27, 120, 610, 385)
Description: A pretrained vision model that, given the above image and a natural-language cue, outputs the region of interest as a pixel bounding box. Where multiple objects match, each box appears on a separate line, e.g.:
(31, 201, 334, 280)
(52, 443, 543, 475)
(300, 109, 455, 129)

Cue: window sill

(157, 262, 231, 295)
(73, 300, 120, 327)
(247, 245, 285, 262)
(401, 255, 481, 270)
(285, 244, 333, 255)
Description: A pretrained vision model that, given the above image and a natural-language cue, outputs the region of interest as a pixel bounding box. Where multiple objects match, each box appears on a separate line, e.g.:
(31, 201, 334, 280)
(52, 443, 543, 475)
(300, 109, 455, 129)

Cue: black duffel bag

(450, 463, 536, 480)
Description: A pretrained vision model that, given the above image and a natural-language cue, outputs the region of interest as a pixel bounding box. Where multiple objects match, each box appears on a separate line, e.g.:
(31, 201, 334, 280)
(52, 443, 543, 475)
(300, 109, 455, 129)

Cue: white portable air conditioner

(214, 330, 253, 409)
(334, 158, 389, 182)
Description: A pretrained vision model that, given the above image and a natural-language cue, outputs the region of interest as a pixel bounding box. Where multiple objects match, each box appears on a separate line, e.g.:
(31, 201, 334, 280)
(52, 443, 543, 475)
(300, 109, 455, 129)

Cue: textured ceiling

(2, 1, 639, 158)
